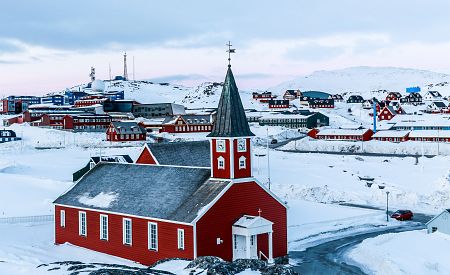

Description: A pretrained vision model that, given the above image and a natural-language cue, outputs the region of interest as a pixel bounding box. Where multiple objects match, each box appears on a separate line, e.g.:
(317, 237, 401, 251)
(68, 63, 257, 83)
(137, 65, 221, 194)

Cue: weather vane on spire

(226, 41, 235, 68)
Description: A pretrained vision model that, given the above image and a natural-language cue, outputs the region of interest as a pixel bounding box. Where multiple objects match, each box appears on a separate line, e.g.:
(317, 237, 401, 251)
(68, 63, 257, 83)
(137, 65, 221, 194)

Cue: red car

(391, 210, 413, 221)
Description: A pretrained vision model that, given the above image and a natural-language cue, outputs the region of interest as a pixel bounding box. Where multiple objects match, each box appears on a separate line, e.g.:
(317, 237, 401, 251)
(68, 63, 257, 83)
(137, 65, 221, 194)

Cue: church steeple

(209, 43, 254, 180)
(207, 66, 254, 138)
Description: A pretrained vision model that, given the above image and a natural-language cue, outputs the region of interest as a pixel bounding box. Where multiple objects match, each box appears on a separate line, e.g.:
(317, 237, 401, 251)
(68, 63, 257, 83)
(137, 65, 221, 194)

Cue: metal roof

(147, 140, 211, 168)
(54, 163, 224, 223)
(207, 67, 254, 138)
(111, 121, 146, 135)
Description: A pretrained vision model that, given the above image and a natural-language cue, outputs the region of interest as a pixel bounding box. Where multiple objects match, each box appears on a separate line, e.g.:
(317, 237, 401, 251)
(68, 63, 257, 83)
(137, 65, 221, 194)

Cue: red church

(53, 65, 288, 265)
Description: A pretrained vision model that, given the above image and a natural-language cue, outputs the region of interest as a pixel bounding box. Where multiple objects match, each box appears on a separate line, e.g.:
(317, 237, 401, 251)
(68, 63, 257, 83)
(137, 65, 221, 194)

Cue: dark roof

(55, 163, 224, 223)
(111, 121, 146, 135)
(433, 101, 447, 108)
(147, 140, 210, 168)
(207, 67, 254, 137)
(0, 130, 17, 137)
(91, 155, 133, 164)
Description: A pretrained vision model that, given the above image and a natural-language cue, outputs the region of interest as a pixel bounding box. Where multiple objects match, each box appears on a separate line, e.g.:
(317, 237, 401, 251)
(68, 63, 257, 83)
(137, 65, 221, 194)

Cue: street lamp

(386, 191, 390, 222)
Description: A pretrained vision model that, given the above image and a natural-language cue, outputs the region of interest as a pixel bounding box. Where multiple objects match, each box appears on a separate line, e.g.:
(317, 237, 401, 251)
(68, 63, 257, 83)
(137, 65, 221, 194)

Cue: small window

(177, 228, 185, 250)
(218, 156, 225, 170)
(216, 139, 226, 152)
(100, 214, 108, 240)
(123, 218, 132, 245)
(60, 210, 65, 228)
(79, 211, 87, 236)
(148, 222, 158, 251)
(237, 139, 247, 152)
(250, 235, 255, 246)
(239, 156, 246, 169)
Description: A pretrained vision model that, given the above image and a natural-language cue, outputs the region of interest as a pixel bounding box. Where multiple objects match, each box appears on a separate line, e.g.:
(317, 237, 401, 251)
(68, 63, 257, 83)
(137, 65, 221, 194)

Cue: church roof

(55, 163, 229, 223)
(147, 140, 210, 168)
(207, 67, 254, 138)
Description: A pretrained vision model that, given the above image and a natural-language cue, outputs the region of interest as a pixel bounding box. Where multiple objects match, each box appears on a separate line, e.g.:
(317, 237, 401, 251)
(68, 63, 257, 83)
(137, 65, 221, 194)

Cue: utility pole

(133, 56, 135, 81)
(266, 127, 271, 190)
(386, 191, 390, 222)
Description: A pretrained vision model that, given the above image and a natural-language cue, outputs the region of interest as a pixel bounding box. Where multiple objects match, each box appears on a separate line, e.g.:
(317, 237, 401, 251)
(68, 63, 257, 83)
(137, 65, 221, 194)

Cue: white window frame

(218, 156, 225, 170)
(148, 222, 158, 251)
(216, 139, 226, 152)
(239, 156, 246, 169)
(177, 228, 185, 250)
(100, 214, 108, 240)
(123, 218, 132, 245)
(237, 138, 247, 152)
(79, 211, 87, 236)
(60, 210, 65, 228)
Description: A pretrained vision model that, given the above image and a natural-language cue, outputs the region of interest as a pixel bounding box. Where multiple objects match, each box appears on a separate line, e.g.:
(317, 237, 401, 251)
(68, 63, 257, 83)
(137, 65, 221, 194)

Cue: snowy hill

(67, 79, 260, 109)
(270, 66, 450, 99)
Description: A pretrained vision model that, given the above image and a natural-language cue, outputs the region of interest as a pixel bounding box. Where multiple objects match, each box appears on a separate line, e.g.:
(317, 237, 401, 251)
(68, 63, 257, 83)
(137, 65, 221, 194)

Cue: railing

(0, 215, 53, 224)
(259, 250, 269, 261)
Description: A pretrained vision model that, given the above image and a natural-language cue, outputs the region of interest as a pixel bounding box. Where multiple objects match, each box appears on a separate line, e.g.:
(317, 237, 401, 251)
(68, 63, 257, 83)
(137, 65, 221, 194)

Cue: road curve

(290, 213, 431, 275)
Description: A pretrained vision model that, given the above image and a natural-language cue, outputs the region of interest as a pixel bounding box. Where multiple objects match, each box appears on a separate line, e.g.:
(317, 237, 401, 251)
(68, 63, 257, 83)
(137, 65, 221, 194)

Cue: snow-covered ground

(282, 136, 450, 156)
(347, 230, 450, 275)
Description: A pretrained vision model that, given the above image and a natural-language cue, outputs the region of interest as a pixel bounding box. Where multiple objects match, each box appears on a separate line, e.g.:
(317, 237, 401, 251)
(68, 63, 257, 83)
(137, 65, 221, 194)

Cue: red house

(252, 92, 276, 103)
(386, 92, 402, 101)
(54, 65, 288, 265)
(106, 121, 147, 142)
(74, 95, 108, 107)
(268, 99, 289, 109)
(372, 130, 410, 142)
(314, 128, 374, 141)
(140, 115, 213, 134)
(378, 106, 398, 121)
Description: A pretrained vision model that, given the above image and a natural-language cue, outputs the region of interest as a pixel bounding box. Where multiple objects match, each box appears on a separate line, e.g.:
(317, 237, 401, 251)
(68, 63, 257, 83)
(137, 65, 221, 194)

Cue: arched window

(218, 156, 225, 170)
(239, 156, 246, 169)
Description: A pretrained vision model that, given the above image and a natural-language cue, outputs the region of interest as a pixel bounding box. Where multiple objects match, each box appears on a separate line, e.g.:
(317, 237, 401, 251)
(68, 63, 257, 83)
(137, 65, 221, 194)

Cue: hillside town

(4, 1, 450, 275)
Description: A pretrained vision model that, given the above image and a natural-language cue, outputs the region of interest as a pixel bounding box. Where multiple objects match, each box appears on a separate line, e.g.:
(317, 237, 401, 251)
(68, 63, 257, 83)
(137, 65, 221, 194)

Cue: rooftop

(55, 163, 225, 223)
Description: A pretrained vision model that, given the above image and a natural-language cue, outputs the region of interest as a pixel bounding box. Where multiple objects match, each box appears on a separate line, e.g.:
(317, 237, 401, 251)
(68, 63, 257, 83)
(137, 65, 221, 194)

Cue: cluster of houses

(308, 114, 450, 143)
(53, 65, 289, 266)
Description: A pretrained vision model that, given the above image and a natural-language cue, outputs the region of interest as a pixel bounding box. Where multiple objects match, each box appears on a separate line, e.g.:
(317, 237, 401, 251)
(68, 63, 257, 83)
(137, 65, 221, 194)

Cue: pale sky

(2, 0, 450, 95)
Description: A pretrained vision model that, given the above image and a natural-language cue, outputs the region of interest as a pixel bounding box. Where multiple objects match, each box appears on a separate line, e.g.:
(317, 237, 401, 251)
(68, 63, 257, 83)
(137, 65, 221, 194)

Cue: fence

(0, 214, 54, 224)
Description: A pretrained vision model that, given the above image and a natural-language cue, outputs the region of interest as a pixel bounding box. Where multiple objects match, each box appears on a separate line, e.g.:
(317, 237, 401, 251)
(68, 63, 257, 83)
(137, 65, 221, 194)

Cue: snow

(271, 66, 450, 99)
(347, 230, 450, 275)
(282, 136, 450, 156)
(78, 192, 118, 208)
(316, 128, 369, 136)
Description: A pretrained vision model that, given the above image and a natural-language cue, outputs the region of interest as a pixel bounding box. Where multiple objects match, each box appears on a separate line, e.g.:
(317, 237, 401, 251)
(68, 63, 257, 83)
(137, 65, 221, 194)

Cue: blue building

(5, 96, 41, 113)
(0, 129, 21, 143)
(64, 90, 88, 105)
(41, 95, 65, 105)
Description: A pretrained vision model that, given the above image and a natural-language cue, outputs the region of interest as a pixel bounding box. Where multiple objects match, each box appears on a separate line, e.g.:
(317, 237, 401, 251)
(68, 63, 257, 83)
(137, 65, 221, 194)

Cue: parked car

(391, 210, 413, 221)
(270, 139, 278, 144)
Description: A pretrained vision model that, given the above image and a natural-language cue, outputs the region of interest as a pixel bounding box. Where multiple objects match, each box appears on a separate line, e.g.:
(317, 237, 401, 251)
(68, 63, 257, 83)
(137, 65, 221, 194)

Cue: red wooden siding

(195, 181, 287, 261)
(55, 205, 194, 265)
(233, 138, 252, 178)
(135, 147, 157, 164)
(211, 139, 231, 179)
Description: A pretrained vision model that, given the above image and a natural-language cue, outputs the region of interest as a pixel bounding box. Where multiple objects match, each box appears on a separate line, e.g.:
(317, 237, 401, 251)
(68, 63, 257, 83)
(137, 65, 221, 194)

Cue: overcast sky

(2, 0, 450, 94)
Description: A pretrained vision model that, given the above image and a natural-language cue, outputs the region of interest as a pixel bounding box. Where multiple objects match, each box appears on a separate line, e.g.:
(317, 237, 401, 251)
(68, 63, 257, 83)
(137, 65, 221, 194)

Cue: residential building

(133, 103, 186, 118)
(106, 122, 147, 142)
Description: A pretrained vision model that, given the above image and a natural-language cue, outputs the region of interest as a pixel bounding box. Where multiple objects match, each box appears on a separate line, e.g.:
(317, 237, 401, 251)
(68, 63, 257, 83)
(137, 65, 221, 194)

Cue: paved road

(290, 210, 432, 275)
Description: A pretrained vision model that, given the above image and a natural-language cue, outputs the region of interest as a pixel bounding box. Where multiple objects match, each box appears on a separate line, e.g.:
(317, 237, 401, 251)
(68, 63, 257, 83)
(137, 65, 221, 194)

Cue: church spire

(207, 44, 254, 138)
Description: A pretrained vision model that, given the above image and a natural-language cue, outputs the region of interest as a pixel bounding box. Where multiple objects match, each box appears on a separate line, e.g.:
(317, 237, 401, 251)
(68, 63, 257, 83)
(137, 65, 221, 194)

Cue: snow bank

(282, 137, 450, 156)
(347, 230, 450, 275)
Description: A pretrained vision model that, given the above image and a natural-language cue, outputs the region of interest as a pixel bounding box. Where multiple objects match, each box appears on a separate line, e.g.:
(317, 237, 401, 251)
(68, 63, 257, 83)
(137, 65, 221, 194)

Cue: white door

(250, 235, 258, 259)
(233, 235, 246, 260)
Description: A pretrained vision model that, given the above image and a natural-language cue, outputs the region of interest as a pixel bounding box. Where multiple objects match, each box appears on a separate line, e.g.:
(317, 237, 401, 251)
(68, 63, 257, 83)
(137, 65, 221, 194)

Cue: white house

(426, 101, 447, 113)
(423, 91, 443, 101)
(426, 209, 450, 234)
